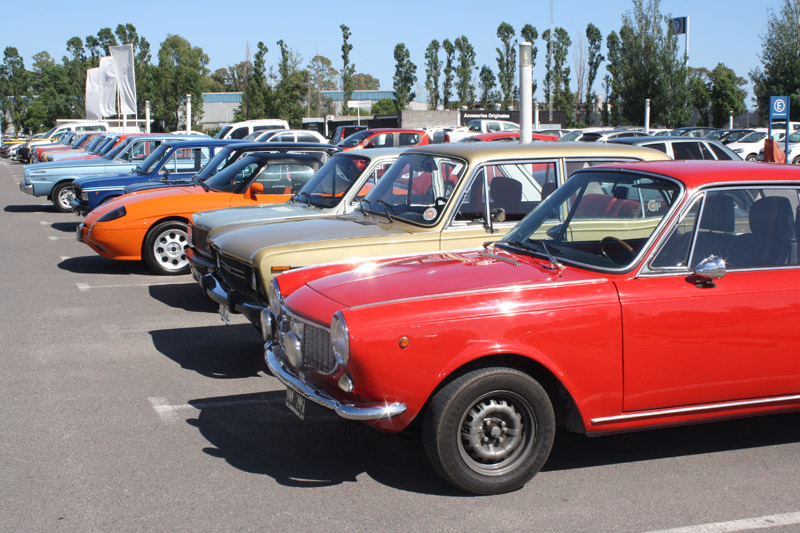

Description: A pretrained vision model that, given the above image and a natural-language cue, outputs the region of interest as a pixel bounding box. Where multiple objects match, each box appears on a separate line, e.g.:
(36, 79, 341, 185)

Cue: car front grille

(302, 324, 336, 374)
(217, 252, 252, 293)
(190, 224, 209, 254)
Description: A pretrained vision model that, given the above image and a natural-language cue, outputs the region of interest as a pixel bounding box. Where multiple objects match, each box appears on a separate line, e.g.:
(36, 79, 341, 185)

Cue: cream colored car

(199, 142, 670, 329)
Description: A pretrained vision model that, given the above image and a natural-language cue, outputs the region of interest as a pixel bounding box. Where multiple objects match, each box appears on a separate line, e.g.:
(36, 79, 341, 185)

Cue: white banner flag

(109, 44, 137, 115)
(98, 56, 118, 117)
(85, 68, 104, 120)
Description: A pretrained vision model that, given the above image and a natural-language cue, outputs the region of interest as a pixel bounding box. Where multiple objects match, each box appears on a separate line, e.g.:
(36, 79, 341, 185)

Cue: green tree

(340, 24, 355, 115)
(152, 34, 209, 130)
(688, 68, 711, 126)
(392, 43, 417, 112)
(442, 38, 455, 109)
(609, 0, 690, 127)
(454, 35, 476, 107)
(750, 0, 800, 122)
(478, 65, 496, 107)
(28, 55, 73, 129)
(237, 42, 272, 120)
(496, 22, 517, 109)
(424, 39, 441, 110)
(542, 27, 573, 119)
(274, 40, 309, 127)
(371, 97, 397, 115)
(584, 23, 604, 123)
(709, 64, 747, 127)
(308, 54, 338, 117)
(604, 30, 622, 125)
(62, 36, 89, 117)
(352, 73, 379, 90)
(520, 24, 539, 99)
(0, 47, 31, 134)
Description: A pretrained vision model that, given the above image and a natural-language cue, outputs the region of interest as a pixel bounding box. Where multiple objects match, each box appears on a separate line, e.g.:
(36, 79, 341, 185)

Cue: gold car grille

(217, 253, 251, 293)
(190, 225, 209, 254)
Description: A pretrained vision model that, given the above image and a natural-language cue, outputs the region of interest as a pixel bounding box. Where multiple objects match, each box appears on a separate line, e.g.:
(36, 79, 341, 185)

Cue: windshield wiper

(358, 198, 371, 217)
(495, 240, 565, 273)
(529, 239, 565, 272)
(376, 199, 395, 222)
(295, 191, 312, 206)
(192, 176, 209, 192)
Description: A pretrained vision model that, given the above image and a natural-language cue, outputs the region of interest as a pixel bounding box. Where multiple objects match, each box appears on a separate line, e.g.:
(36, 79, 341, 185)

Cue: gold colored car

(197, 142, 670, 329)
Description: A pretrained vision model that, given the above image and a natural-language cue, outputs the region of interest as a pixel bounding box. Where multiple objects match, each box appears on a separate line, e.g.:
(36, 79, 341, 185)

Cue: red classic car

(264, 160, 800, 495)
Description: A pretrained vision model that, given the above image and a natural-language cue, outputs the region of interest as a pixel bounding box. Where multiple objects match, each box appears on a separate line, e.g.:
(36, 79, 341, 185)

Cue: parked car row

(12, 119, 800, 496)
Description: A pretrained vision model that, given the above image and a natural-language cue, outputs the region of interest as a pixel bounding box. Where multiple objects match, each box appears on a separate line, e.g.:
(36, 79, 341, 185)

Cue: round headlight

(259, 308, 273, 343)
(268, 279, 282, 318)
(331, 311, 350, 366)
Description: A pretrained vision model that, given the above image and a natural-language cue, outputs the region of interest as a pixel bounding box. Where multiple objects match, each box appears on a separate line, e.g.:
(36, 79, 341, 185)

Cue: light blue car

(19, 134, 199, 212)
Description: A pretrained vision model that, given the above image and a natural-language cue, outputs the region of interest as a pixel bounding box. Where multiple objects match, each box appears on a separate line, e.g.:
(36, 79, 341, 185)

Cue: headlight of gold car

(268, 278, 282, 319)
(331, 311, 349, 366)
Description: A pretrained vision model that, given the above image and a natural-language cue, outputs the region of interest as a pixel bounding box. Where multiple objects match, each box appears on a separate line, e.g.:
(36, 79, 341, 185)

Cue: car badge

(423, 207, 437, 221)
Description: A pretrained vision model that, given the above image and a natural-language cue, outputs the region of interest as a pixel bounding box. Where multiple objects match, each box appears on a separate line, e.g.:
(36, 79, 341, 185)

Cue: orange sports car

(77, 151, 324, 275)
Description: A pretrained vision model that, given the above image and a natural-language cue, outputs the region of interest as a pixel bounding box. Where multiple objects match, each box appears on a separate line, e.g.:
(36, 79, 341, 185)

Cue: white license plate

(285, 388, 305, 420)
(218, 304, 230, 324)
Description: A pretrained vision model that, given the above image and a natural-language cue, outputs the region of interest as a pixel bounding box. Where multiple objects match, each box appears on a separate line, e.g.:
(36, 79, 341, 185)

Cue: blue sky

(0, 0, 782, 108)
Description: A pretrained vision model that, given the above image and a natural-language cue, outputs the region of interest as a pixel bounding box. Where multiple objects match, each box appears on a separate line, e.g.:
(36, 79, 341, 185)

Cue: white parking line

(148, 396, 277, 422)
(76, 281, 192, 291)
(649, 511, 800, 532)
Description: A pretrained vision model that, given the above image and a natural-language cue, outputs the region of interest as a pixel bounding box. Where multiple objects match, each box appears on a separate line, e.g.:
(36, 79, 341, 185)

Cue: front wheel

(143, 221, 190, 275)
(423, 366, 555, 495)
(746, 154, 757, 162)
(51, 182, 75, 213)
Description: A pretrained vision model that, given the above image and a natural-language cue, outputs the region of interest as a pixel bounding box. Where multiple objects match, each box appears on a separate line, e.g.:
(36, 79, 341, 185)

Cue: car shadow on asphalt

(185, 390, 457, 495)
(148, 282, 219, 313)
(51, 221, 79, 232)
(58, 255, 152, 275)
(4, 204, 58, 213)
(149, 324, 266, 379)
(544, 411, 800, 472)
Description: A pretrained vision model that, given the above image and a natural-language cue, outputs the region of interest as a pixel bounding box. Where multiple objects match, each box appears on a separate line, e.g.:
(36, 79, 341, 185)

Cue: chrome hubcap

(58, 186, 75, 209)
(153, 228, 188, 272)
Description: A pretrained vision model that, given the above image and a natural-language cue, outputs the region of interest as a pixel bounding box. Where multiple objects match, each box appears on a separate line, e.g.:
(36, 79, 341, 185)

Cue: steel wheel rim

(57, 186, 75, 210)
(457, 390, 536, 477)
(152, 227, 188, 272)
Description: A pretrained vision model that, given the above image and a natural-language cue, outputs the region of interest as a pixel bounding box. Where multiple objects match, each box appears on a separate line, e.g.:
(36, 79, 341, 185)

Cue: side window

(370, 133, 393, 147)
(708, 143, 734, 160)
(651, 197, 701, 269)
(398, 133, 421, 146)
(298, 133, 320, 143)
(672, 141, 705, 160)
(501, 122, 518, 131)
(642, 142, 667, 154)
(355, 162, 393, 197)
(230, 127, 249, 139)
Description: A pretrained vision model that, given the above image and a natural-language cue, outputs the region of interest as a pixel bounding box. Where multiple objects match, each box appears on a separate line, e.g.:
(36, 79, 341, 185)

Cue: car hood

(212, 215, 411, 262)
(195, 202, 326, 231)
(76, 171, 139, 188)
(298, 248, 609, 317)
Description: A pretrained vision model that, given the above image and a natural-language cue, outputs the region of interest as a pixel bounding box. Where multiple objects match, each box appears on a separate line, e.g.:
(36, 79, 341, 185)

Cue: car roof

(334, 147, 408, 158)
(404, 141, 670, 164)
(239, 152, 326, 165)
(162, 139, 243, 149)
(592, 159, 800, 189)
(608, 135, 719, 144)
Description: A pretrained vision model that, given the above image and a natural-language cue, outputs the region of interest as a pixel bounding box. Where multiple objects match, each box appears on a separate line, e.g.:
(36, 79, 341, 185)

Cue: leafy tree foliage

(454, 36, 476, 107)
(308, 55, 338, 117)
(750, 0, 800, 122)
(542, 27, 573, 119)
(607, 0, 690, 127)
(709, 64, 747, 127)
(371, 97, 397, 115)
(479, 65, 496, 107)
(237, 42, 272, 121)
(152, 34, 209, 130)
(424, 40, 441, 110)
(392, 43, 417, 112)
(0, 47, 30, 134)
(584, 23, 604, 123)
(496, 22, 517, 109)
(352, 73, 379, 90)
(274, 40, 309, 127)
(688, 68, 712, 126)
(442, 39, 455, 109)
(340, 24, 355, 115)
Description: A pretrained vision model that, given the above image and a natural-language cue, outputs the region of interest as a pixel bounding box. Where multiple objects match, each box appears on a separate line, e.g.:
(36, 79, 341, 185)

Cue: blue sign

(770, 96, 789, 120)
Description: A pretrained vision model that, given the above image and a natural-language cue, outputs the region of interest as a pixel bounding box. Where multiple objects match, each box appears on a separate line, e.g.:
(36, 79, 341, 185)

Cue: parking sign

(770, 96, 789, 120)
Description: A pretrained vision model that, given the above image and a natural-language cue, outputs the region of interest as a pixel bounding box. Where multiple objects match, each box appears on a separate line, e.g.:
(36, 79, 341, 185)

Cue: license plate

(75, 224, 83, 242)
(218, 304, 230, 324)
(285, 388, 305, 420)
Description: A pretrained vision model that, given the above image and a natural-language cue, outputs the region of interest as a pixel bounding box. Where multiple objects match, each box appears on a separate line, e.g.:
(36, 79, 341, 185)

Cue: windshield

(737, 131, 766, 143)
(559, 130, 583, 141)
(214, 126, 232, 139)
(139, 144, 172, 174)
(500, 170, 681, 271)
(338, 130, 371, 148)
(294, 154, 371, 208)
(787, 132, 800, 143)
(106, 138, 134, 160)
(362, 153, 466, 226)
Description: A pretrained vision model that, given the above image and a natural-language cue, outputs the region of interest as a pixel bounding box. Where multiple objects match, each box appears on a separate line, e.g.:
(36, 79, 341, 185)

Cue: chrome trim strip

(281, 303, 330, 331)
(349, 277, 609, 311)
(480, 251, 519, 266)
(265, 344, 407, 421)
(591, 394, 800, 425)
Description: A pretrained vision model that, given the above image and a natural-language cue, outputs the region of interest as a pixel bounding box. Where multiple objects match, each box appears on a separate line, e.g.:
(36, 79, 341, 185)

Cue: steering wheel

(600, 236, 634, 264)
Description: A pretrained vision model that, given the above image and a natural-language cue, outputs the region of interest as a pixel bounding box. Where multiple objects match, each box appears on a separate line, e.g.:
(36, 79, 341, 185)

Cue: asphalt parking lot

(2, 157, 799, 532)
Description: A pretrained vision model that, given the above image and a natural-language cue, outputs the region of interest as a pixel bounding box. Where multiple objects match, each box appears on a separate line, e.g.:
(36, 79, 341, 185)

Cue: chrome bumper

(199, 273, 265, 325)
(186, 247, 214, 281)
(19, 181, 33, 195)
(265, 343, 407, 421)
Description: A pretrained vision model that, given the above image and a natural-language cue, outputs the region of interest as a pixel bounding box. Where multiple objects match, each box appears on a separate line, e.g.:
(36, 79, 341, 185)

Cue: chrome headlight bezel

(268, 278, 282, 319)
(331, 311, 350, 366)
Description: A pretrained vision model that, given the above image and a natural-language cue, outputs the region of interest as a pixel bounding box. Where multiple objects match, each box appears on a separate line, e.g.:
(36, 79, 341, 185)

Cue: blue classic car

(70, 139, 240, 216)
(19, 134, 198, 212)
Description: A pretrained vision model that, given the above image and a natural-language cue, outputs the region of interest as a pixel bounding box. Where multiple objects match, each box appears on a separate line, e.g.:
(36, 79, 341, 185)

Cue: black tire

(143, 221, 190, 275)
(423, 366, 555, 495)
(793, 156, 800, 165)
(51, 181, 75, 213)
(746, 154, 757, 162)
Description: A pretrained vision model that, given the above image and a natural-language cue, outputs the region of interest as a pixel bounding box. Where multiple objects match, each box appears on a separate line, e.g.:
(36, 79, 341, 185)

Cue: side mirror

(366, 142, 376, 148)
(248, 182, 264, 200)
(491, 207, 506, 223)
(692, 255, 726, 288)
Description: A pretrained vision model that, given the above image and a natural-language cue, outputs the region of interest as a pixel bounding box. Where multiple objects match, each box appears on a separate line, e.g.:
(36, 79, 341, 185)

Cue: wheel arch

(418, 353, 586, 435)
(140, 215, 191, 256)
(47, 177, 76, 200)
